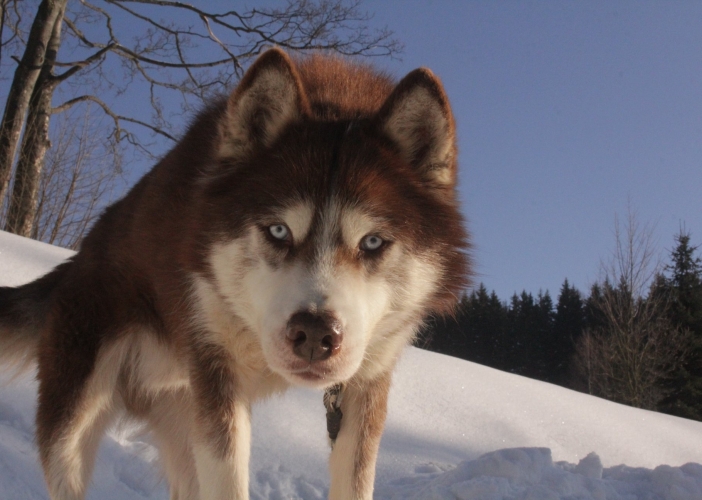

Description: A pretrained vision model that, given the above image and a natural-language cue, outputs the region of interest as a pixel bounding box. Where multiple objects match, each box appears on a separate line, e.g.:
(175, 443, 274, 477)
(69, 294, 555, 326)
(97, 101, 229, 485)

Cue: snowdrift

(1, 230, 702, 499)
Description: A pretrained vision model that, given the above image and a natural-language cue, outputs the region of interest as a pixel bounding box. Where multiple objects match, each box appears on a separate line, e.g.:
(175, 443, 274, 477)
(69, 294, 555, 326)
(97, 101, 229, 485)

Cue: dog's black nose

(286, 311, 343, 362)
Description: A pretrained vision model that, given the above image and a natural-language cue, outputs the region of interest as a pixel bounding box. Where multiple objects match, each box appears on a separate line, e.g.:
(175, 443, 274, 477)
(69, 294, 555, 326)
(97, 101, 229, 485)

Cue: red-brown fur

(0, 48, 470, 500)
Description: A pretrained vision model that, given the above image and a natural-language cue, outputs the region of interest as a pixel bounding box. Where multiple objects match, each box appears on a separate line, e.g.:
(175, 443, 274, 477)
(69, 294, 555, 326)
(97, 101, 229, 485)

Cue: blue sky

(360, 1, 702, 299)
(8, 1, 699, 301)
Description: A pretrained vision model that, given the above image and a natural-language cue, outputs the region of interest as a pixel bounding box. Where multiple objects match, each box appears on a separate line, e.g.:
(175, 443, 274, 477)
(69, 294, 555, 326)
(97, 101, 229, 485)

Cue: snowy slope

(1, 230, 702, 500)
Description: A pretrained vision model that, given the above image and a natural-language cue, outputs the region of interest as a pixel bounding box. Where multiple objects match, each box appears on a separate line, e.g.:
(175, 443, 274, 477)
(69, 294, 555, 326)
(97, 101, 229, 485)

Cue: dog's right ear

(376, 68, 457, 192)
(219, 48, 309, 158)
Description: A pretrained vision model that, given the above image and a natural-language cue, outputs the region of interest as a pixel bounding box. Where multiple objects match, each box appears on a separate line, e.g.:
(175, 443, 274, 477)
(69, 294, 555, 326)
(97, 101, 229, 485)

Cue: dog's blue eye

(269, 224, 290, 241)
(360, 235, 384, 251)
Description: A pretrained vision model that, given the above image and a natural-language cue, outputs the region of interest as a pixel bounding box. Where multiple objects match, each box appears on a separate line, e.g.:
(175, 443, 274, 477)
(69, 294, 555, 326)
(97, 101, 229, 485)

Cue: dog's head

(195, 49, 469, 388)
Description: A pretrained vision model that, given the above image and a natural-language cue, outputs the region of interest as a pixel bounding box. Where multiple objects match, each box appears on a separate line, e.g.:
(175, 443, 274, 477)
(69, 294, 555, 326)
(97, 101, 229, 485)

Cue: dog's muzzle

(285, 311, 343, 362)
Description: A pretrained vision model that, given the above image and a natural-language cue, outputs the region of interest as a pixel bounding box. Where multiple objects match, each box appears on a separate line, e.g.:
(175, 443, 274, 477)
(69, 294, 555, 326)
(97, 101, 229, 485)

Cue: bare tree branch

(573, 208, 690, 410)
(32, 106, 119, 248)
(52, 42, 114, 81)
(52, 94, 177, 141)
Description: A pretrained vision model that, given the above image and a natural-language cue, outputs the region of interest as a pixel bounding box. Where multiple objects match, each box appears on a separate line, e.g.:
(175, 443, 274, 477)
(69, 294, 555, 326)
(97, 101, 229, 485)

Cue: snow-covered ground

(1, 230, 702, 500)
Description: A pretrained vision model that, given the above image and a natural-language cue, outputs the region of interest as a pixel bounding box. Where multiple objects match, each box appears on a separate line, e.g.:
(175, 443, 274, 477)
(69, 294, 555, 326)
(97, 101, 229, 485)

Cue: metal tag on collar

(323, 383, 344, 447)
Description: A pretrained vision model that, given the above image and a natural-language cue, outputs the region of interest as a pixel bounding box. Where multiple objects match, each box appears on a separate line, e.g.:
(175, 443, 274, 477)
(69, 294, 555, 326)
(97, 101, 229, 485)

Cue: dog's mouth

(289, 365, 328, 380)
(286, 362, 340, 385)
(292, 369, 324, 382)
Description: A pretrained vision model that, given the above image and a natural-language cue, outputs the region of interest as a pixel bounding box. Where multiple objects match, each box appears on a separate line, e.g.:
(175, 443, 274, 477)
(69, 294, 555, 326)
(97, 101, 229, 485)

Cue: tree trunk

(0, 0, 9, 68)
(0, 0, 66, 205)
(4, 2, 64, 236)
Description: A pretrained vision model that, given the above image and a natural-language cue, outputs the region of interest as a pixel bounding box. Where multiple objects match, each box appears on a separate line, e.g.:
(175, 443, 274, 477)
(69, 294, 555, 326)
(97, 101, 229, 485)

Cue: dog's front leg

(190, 344, 251, 500)
(328, 371, 391, 500)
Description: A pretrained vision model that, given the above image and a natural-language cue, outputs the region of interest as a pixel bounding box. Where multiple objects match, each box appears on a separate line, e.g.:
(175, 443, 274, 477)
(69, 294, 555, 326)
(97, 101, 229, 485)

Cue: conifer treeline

(420, 230, 702, 421)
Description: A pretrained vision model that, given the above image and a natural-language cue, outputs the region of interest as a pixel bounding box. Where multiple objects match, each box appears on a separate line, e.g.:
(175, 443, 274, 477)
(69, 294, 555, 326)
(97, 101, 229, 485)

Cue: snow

(2, 229, 702, 499)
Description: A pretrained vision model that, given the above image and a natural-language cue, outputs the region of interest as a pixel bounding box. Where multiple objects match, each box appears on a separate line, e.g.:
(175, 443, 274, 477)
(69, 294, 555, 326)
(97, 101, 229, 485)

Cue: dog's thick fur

(0, 49, 469, 500)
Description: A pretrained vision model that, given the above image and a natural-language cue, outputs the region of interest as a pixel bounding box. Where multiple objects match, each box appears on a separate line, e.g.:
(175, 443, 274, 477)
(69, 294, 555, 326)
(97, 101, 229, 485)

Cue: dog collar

(323, 383, 344, 447)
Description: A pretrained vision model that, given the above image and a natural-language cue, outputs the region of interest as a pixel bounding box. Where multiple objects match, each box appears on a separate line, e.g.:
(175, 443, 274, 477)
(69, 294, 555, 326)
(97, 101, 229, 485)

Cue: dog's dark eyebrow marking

(327, 120, 355, 196)
(345, 119, 359, 135)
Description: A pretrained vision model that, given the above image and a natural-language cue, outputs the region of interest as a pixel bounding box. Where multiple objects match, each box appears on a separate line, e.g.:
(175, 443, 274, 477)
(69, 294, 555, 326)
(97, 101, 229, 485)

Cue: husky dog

(0, 48, 469, 500)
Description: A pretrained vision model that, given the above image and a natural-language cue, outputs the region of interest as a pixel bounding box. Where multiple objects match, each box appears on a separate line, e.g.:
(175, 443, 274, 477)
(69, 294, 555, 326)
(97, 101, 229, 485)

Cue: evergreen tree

(420, 284, 509, 370)
(660, 230, 702, 420)
(584, 282, 608, 331)
(552, 279, 584, 383)
(504, 292, 527, 373)
(532, 290, 556, 381)
(504, 291, 554, 379)
(531, 290, 556, 380)
(419, 294, 468, 357)
(462, 284, 508, 366)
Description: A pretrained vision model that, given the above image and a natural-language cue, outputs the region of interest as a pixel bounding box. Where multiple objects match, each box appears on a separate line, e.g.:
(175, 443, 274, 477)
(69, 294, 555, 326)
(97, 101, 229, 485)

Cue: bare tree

(30, 104, 118, 249)
(572, 209, 690, 410)
(0, 0, 401, 242)
(0, 0, 67, 208)
(0, 0, 26, 68)
(4, 0, 67, 235)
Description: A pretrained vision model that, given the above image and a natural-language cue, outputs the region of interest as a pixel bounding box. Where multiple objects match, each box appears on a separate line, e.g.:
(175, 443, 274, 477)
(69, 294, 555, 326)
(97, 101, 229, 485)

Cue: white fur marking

(45, 337, 132, 500)
(338, 207, 379, 251)
(205, 198, 443, 388)
(141, 388, 199, 499)
(192, 400, 251, 500)
(281, 201, 314, 244)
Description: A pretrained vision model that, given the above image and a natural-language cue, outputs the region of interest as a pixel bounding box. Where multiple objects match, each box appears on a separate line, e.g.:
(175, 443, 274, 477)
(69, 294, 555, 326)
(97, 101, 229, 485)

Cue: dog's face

(196, 50, 469, 388)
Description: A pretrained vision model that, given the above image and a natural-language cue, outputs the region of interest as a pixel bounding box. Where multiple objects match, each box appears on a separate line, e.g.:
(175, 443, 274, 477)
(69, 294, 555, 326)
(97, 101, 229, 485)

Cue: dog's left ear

(377, 68, 457, 190)
(219, 48, 309, 158)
